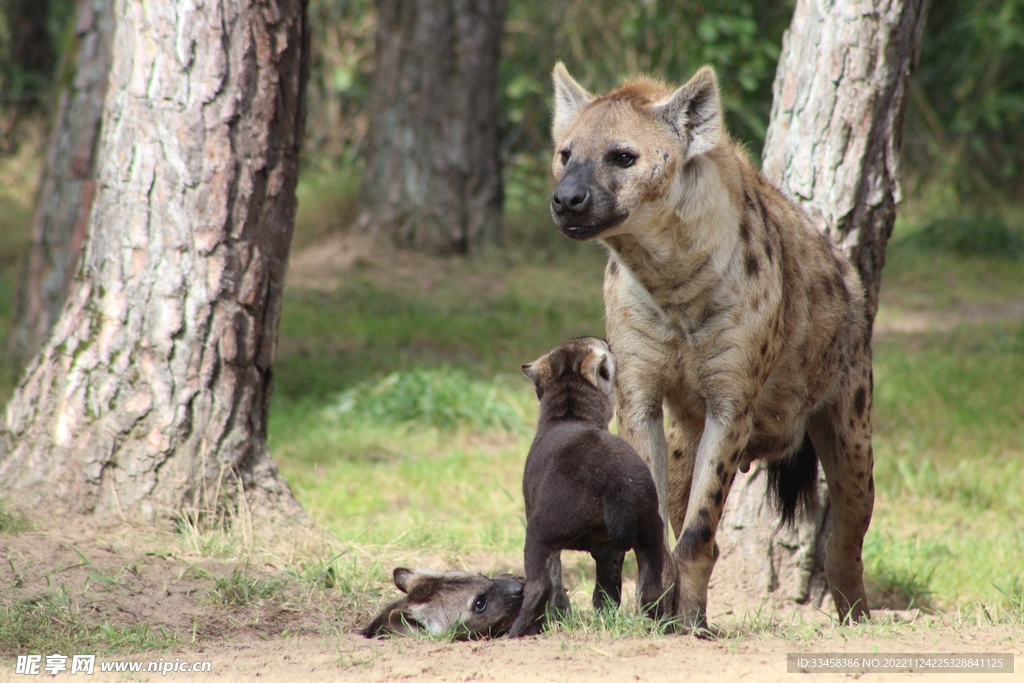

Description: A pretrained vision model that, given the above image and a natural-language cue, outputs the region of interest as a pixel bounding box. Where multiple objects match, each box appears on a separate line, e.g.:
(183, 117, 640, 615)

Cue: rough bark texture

(8, 0, 115, 372)
(357, 0, 506, 255)
(0, 0, 310, 525)
(717, 0, 930, 609)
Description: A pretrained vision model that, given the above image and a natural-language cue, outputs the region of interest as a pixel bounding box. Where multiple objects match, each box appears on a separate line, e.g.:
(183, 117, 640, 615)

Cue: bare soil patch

(2, 517, 1021, 682)
(0, 517, 360, 649)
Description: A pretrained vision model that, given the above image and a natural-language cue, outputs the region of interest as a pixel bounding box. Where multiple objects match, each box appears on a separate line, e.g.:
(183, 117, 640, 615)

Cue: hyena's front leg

(665, 407, 704, 540)
(604, 259, 675, 533)
(615, 382, 669, 535)
(672, 413, 752, 631)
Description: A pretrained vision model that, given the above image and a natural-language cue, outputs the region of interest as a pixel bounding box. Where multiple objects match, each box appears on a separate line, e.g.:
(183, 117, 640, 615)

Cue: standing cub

(508, 337, 670, 638)
(548, 64, 875, 629)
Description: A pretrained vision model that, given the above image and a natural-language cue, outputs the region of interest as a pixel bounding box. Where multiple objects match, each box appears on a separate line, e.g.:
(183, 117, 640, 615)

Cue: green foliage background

(3, 0, 1022, 214)
(293, 0, 1024, 217)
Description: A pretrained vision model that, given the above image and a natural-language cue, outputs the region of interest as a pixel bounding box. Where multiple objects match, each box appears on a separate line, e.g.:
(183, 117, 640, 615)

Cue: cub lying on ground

(362, 567, 524, 639)
(508, 337, 671, 638)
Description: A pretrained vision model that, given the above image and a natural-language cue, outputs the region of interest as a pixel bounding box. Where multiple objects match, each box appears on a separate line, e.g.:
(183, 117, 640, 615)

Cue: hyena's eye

(472, 595, 488, 612)
(610, 151, 637, 168)
(559, 149, 570, 165)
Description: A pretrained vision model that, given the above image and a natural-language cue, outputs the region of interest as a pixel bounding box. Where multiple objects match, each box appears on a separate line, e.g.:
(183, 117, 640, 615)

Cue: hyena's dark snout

(551, 176, 592, 217)
(551, 164, 627, 241)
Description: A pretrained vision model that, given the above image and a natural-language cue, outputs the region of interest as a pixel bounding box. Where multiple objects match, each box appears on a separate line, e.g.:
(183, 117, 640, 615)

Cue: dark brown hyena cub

(508, 337, 670, 638)
(362, 567, 525, 639)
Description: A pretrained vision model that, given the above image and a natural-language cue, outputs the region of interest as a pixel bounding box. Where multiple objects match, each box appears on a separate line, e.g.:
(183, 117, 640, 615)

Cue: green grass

(204, 567, 287, 609)
(0, 589, 183, 656)
(328, 368, 527, 433)
(539, 603, 676, 639)
(867, 305, 1024, 612)
(0, 500, 32, 535)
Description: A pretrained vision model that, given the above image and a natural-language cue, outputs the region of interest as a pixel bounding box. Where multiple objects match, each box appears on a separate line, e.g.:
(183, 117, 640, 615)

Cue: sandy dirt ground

(106, 625, 1020, 683)
(1, 518, 1021, 682)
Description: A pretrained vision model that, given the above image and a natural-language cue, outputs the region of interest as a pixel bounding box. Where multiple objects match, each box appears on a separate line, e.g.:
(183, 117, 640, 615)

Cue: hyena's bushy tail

(766, 433, 819, 527)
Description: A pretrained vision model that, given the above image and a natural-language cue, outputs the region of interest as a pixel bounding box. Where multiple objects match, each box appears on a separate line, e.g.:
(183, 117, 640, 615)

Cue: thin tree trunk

(8, 0, 115, 373)
(717, 0, 930, 609)
(0, 0, 309, 526)
(357, 0, 506, 255)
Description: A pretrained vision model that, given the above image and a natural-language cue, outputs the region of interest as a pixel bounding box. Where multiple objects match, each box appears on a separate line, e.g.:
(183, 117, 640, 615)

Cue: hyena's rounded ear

(552, 62, 594, 142)
(653, 66, 722, 161)
(393, 567, 415, 593)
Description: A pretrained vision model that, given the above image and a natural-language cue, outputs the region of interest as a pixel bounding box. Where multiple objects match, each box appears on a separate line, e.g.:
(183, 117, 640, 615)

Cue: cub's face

(521, 337, 616, 403)
(362, 568, 525, 639)
(549, 63, 722, 242)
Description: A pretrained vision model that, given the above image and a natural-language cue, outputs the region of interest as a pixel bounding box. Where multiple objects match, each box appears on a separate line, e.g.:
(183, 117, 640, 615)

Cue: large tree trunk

(717, 0, 930, 610)
(357, 0, 506, 255)
(0, 0, 309, 526)
(8, 0, 115, 373)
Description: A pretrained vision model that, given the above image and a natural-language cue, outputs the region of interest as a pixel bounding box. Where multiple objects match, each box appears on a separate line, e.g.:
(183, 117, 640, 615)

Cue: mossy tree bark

(0, 0, 309, 525)
(717, 0, 930, 609)
(357, 0, 507, 255)
(8, 0, 115, 372)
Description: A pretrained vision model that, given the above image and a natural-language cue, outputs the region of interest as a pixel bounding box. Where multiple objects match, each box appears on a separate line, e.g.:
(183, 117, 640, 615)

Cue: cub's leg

(591, 545, 626, 609)
(548, 555, 571, 614)
(634, 536, 668, 619)
(509, 537, 558, 637)
(807, 381, 874, 623)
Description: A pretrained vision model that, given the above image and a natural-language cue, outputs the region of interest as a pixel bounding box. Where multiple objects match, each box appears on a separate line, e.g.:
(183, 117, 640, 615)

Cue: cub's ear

(552, 62, 594, 142)
(581, 344, 616, 397)
(394, 568, 444, 598)
(393, 567, 415, 593)
(521, 360, 548, 400)
(652, 66, 722, 161)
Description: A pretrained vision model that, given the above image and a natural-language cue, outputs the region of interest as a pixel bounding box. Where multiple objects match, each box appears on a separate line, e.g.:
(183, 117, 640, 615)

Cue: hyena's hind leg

(807, 378, 875, 623)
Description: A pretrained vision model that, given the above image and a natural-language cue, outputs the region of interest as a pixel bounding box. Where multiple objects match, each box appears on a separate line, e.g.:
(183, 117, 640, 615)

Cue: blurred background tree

(356, 0, 507, 255)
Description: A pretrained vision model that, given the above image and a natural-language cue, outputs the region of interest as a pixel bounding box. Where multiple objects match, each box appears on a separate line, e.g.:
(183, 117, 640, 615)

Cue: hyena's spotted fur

(548, 63, 874, 629)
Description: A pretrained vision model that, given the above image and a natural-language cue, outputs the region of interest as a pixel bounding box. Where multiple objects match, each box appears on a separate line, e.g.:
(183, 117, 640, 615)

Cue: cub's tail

(766, 433, 819, 527)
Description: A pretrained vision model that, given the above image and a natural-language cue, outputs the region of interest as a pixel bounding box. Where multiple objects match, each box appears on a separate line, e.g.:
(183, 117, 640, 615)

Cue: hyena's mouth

(559, 211, 629, 241)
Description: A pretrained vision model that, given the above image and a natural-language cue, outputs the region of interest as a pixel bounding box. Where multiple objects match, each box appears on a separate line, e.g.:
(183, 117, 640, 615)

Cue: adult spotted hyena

(548, 63, 875, 630)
